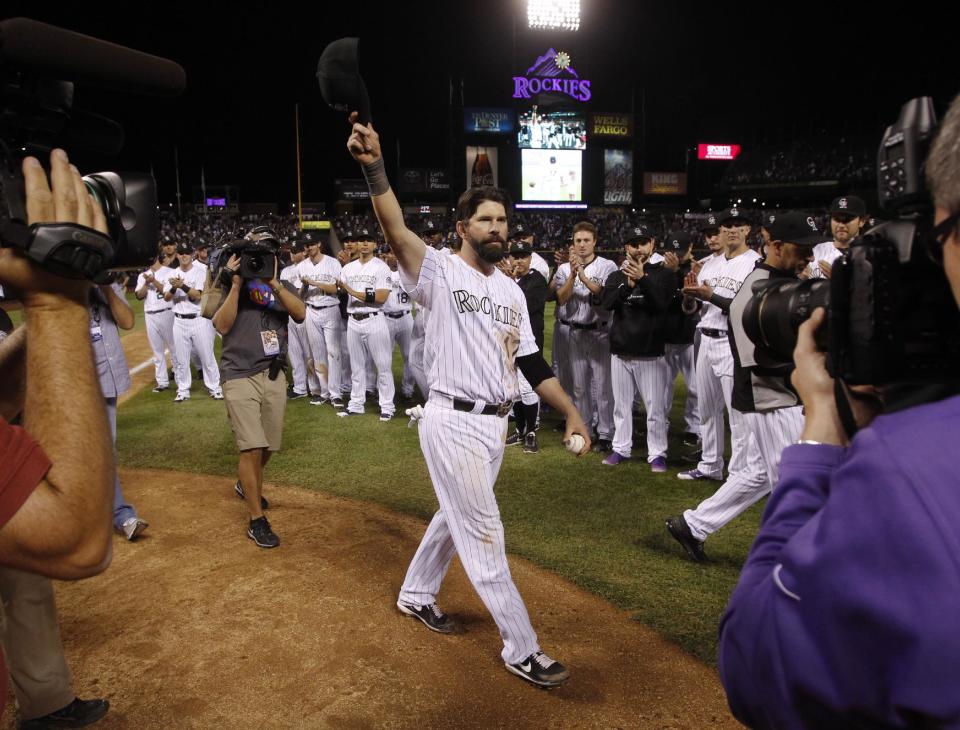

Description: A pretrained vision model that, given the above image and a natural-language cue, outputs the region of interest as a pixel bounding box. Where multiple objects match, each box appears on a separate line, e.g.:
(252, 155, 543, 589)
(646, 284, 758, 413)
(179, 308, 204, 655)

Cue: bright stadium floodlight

(528, 0, 581, 31)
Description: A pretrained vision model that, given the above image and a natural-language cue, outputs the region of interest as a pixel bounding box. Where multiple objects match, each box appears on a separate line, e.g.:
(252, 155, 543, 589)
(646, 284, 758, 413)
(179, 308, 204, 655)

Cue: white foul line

(129, 358, 155, 376)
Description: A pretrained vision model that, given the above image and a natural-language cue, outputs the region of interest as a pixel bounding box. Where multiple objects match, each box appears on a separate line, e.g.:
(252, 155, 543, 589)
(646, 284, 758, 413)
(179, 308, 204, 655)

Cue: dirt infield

(3, 467, 739, 729)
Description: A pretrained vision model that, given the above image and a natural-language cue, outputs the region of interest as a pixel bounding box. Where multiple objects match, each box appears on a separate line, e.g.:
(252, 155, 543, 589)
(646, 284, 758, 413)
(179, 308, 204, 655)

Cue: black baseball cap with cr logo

(829, 195, 867, 219)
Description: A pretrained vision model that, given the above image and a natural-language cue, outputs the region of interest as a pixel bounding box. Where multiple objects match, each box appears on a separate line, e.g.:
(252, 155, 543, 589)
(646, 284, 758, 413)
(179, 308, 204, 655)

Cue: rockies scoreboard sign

(603, 149, 633, 205)
(512, 48, 592, 103)
(590, 113, 633, 138)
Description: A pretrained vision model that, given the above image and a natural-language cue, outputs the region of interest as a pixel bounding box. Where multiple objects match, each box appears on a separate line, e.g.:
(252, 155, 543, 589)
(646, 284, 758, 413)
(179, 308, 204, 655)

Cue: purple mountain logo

(513, 48, 591, 102)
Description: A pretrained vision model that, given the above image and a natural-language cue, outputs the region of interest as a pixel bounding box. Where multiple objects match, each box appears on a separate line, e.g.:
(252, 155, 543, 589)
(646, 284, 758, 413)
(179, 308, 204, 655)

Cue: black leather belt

(308, 303, 337, 310)
(384, 311, 410, 319)
(174, 313, 197, 320)
(146, 308, 172, 314)
(701, 328, 728, 338)
(350, 312, 380, 321)
(452, 398, 512, 417)
(561, 319, 607, 331)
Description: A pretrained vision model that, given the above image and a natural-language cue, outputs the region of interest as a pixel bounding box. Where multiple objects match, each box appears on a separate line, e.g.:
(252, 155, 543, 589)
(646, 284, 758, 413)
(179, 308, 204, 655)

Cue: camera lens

(742, 278, 830, 364)
(82, 171, 158, 270)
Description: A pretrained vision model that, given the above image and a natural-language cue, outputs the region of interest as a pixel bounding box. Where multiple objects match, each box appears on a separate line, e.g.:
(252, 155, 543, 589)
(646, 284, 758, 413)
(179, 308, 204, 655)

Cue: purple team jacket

(719, 394, 960, 729)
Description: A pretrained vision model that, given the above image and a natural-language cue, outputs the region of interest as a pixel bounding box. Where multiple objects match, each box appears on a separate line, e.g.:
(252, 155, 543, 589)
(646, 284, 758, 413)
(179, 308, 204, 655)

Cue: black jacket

(663, 260, 698, 345)
(600, 262, 673, 357)
(516, 269, 547, 351)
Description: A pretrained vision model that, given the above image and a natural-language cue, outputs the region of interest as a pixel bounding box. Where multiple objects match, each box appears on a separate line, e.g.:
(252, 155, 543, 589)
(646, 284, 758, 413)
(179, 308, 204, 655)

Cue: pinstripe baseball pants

(305, 305, 343, 400)
(694, 334, 735, 477)
(338, 316, 352, 397)
(663, 343, 699, 435)
(568, 327, 614, 440)
(386, 312, 415, 397)
(345, 314, 395, 416)
(684, 406, 801, 541)
(144, 309, 179, 388)
(409, 308, 429, 399)
(611, 354, 670, 461)
(551, 320, 572, 393)
(398, 401, 539, 665)
(172, 316, 220, 396)
(288, 318, 320, 396)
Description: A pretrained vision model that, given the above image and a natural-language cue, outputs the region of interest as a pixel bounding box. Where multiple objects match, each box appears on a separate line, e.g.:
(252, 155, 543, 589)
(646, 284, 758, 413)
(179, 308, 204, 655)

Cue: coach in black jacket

(599, 226, 674, 471)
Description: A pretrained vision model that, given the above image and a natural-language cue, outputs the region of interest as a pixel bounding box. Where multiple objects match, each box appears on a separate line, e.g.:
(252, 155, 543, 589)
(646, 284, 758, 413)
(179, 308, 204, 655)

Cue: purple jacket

(719, 395, 960, 729)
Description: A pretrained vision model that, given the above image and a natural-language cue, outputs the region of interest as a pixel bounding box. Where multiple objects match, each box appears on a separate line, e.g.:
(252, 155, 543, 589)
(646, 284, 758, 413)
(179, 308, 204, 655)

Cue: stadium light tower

(527, 0, 581, 31)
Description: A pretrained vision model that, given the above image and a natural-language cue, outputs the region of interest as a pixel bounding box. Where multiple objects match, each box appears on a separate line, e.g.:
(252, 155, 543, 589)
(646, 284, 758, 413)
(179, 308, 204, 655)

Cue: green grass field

(115, 302, 763, 665)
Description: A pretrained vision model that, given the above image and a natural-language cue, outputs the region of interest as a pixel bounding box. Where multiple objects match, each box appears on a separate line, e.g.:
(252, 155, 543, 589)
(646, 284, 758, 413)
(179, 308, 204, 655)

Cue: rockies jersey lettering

(297, 255, 342, 306)
(553, 256, 618, 325)
(697, 249, 760, 331)
(340, 257, 391, 314)
(400, 246, 536, 404)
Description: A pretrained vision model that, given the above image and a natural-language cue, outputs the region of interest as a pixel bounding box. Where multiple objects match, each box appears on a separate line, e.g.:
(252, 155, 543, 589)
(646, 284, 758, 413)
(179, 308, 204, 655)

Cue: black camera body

(213, 237, 280, 285)
(743, 97, 960, 387)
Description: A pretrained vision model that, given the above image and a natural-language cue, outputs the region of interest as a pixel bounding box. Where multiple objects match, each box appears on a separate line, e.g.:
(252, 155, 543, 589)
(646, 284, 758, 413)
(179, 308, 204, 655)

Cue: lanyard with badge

(90, 290, 103, 343)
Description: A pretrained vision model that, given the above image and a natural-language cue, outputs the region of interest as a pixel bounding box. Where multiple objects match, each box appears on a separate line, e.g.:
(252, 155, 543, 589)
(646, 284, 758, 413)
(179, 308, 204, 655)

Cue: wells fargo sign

(590, 113, 632, 137)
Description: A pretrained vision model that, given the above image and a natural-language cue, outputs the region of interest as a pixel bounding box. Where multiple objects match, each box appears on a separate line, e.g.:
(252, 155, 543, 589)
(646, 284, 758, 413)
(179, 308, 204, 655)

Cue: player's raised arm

(346, 112, 425, 278)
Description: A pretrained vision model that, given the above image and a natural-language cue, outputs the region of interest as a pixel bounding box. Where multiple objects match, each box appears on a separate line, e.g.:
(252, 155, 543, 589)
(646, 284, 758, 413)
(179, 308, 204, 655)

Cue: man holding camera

(164, 242, 223, 402)
(213, 236, 306, 549)
(718, 95, 960, 727)
(666, 212, 818, 561)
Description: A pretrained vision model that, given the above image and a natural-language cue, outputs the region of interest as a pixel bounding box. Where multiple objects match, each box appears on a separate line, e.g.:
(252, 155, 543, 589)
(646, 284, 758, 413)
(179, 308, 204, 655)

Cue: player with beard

(346, 112, 590, 687)
(806, 195, 868, 279)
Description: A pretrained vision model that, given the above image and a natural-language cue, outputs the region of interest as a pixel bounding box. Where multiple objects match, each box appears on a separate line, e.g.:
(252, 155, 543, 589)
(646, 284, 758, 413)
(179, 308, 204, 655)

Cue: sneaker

(650, 456, 668, 473)
(20, 697, 110, 730)
(505, 431, 523, 446)
(396, 601, 455, 634)
(682, 432, 700, 447)
(152, 384, 169, 393)
(309, 396, 327, 406)
(379, 412, 393, 422)
(337, 410, 362, 418)
(665, 516, 706, 562)
(523, 431, 539, 454)
(331, 398, 345, 410)
(591, 439, 612, 454)
(602, 452, 629, 466)
(210, 390, 224, 400)
(677, 469, 722, 481)
(288, 389, 308, 400)
(247, 516, 279, 548)
(235, 480, 269, 510)
(505, 651, 570, 688)
(121, 517, 148, 541)
(173, 392, 190, 403)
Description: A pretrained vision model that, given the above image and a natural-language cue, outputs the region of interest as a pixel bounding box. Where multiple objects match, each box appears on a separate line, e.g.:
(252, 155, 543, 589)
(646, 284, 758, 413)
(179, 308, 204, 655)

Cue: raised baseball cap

(316, 37, 372, 125)
(767, 211, 823, 247)
(829, 195, 867, 218)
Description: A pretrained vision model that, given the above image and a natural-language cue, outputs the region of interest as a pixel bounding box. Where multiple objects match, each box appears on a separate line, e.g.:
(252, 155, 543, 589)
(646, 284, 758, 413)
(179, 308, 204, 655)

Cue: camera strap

(834, 379, 859, 441)
(1, 220, 115, 278)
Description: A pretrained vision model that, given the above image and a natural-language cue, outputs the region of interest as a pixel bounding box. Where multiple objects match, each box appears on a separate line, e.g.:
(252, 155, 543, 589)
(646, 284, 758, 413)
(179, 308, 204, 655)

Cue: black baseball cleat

(309, 395, 327, 406)
(505, 431, 523, 446)
(665, 516, 706, 562)
(288, 389, 308, 400)
(235, 481, 269, 510)
(152, 384, 169, 393)
(396, 601, 455, 634)
(591, 438, 612, 454)
(523, 431, 539, 454)
(19, 696, 110, 729)
(330, 398, 345, 410)
(682, 431, 701, 448)
(248, 516, 279, 548)
(505, 651, 570, 688)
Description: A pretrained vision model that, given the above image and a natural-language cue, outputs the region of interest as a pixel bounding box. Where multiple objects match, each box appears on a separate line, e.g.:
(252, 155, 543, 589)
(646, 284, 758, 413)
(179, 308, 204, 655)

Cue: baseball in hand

(564, 434, 586, 454)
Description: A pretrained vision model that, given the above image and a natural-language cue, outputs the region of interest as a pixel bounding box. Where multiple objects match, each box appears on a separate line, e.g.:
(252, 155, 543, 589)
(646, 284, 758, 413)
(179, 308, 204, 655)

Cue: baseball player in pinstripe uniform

(666, 212, 820, 561)
(600, 226, 674, 470)
(553, 222, 618, 452)
(135, 250, 180, 392)
(163, 242, 222, 402)
(297, 232, 344, 407)
(280, 238, 320, 400)
(547, 244, 573, 398)
(806, 195, 868, 279)
(337, 228, 396, 420)
(382, 250, 416, 401)
(347, 113, 590, 687)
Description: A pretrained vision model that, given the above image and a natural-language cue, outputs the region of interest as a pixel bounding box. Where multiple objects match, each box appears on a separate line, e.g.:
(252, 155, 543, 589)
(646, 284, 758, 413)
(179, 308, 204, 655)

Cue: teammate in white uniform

(280, 238, 320, 400)
(337, 228, 396, 419)
(382, 250, 416, 401)
(135, 251, 179, 392)
(163, 242, 222, 402)
(666, 212, 820, 561)
(346, 113, 590, 687)
(553, 222, 618, 452)
(408, 222, 447, 401)
(805, 195, 868, 279)
(297, 233, 344, 407)
(548, 244, 574, 399)
(677, 208, 767, 517)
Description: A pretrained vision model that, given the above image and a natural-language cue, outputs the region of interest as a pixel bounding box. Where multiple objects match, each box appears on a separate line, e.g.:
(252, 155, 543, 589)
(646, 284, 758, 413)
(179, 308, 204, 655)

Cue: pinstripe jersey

(297, 255, 342, 306)
(384, 269, 412, 313)
(400, 246, 537, 404)
(163, 265, 206, 315)
(340, 257, 391, 314)
(697, 249, 760, 331)
(807, 240, 844, 279)
(530, 252, 550, 282)
(552, 256, 618, 325)
(136, 266, 175, 311)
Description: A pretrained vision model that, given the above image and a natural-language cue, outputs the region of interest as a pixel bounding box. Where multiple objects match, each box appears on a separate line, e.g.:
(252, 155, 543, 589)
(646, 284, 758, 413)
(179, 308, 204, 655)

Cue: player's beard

(475, 235, 506, 263)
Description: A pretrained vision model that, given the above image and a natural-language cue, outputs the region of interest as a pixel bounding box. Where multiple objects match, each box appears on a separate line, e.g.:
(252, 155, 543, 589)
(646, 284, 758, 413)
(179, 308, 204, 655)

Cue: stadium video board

(521, 149, 582, 202)
(517, 107, 586, 150)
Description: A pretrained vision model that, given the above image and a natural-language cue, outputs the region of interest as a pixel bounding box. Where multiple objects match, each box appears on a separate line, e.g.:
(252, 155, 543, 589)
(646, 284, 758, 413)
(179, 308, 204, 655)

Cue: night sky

(4, 2, 953, 208)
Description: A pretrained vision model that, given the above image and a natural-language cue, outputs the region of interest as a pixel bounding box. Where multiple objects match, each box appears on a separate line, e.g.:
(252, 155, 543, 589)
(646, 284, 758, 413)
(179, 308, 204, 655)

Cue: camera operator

(718, 97, 960, 727)
(212, 238, 306, 549)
